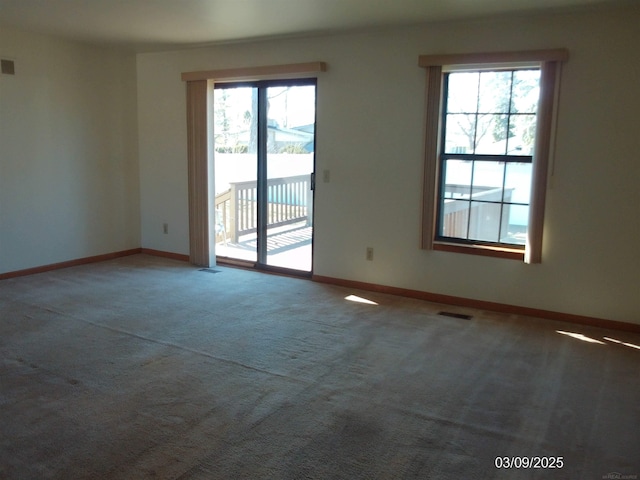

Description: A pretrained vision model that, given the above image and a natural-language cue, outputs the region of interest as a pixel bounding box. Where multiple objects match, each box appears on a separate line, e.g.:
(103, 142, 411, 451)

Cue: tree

(214, 88, 231, 151)
(246, 87, 291, 154)
(449, 70, 540, 154)
(247, 89, 258, 154)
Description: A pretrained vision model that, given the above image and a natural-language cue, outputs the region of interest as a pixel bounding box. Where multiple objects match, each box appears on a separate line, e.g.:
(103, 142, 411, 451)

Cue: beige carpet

(1, 254, 639, 479)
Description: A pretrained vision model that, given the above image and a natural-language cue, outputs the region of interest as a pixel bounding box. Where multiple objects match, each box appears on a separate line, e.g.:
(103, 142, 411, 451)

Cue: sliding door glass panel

(213, 86, 258, 262)
(265, 85, 315, 271)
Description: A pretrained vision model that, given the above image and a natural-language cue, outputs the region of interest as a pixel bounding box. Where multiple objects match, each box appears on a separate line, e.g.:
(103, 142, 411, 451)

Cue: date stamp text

(494, 456, 564, 469)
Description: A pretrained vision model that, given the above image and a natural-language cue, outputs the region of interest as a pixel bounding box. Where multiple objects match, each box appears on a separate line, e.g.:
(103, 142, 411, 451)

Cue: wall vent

(438, 311, 473, 320)
(1, 59, 15, 75)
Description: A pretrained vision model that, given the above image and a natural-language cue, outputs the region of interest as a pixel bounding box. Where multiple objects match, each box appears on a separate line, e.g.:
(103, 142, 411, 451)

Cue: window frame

(419, 50, 568, 263)
(435, 66, 539, 250)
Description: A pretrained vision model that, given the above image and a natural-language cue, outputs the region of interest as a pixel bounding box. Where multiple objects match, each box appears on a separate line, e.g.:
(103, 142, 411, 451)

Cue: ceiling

(0, 0, 630, 51)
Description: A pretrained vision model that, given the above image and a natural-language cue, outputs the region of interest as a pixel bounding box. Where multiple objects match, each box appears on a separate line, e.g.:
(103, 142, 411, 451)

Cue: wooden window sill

(433, 242, 524, 261)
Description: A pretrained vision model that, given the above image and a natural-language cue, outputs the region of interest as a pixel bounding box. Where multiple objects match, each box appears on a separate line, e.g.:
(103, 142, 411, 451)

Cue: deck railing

(215, 174, 312, 243)
(442, 185, 514, 239)
(216, 180, 513, 245)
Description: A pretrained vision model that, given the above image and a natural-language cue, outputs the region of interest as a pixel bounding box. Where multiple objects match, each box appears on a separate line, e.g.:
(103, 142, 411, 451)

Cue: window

(419, 50, 569, 263)
(438, 68, 540, 247)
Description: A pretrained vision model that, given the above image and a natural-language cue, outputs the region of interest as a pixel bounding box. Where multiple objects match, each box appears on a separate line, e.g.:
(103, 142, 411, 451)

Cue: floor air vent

(199, 268, 221, 274)
(438, 311, 473, 320)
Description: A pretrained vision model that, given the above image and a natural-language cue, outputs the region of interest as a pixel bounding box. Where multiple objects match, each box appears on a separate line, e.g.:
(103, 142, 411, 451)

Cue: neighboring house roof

(219, 120, 315, 152)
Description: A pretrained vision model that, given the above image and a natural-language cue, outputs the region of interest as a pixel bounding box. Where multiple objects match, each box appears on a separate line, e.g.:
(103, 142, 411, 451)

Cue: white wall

(0, 28, 140, 273)
(137, 5, 640, 323)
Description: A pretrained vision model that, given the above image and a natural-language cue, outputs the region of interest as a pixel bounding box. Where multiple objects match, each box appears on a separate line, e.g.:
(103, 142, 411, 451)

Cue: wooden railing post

(306, 175, 313, 226)
(229, 183, 238, 243)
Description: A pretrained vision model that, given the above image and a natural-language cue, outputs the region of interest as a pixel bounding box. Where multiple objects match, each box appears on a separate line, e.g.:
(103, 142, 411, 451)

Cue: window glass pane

(511, 70, 540, 114)
(504, 162, 532, 204)
(437, 67, 541, 248)
(471, 162, 504, 200)
(440, 199, 470, 239)
(506, 114, 536, 156)
(501, 204, 529, 245)
(444, 159, 472, 199)
(468, 201, 501, 242)
(474, 114, 508, 154)
(213, 86, 258, 262)
(478, 71, 512, 113)
(265, 84, 316, 271)
(444, 114, 475, 154)
(446, 72, 479, 113)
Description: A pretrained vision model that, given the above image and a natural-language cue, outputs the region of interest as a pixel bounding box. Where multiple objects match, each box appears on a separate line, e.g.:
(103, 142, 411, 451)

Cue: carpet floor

(1, 254, 639, 479)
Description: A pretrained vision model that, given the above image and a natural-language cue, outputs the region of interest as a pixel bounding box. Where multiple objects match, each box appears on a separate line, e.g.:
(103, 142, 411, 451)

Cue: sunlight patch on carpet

(345, 294, 378, 305)
(604, 337, 640, 350)
(556, 330, 606, 344)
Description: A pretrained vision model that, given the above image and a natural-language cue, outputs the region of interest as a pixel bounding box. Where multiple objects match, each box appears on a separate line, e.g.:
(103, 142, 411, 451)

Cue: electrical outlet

(163, 223, 168, 234)
(366, 247, 374, 261)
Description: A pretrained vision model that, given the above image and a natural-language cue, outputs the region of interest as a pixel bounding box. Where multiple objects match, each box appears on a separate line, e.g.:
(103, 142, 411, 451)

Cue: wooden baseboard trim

(215, 257, 256, 269)
(312, 275, 640, 334)
(140, 248, 189, 262)
(0, 249, 142, 281)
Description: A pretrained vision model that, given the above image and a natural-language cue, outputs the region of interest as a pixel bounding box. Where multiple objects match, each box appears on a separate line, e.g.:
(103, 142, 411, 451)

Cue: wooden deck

(215, 222, 312, 271)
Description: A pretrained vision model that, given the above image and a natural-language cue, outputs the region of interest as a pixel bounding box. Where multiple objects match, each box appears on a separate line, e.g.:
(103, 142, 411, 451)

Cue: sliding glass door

(213, 79, 316, 273)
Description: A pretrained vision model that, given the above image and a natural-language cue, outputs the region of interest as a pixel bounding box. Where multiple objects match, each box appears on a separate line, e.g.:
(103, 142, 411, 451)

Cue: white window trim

(419, 49, 568, 263)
